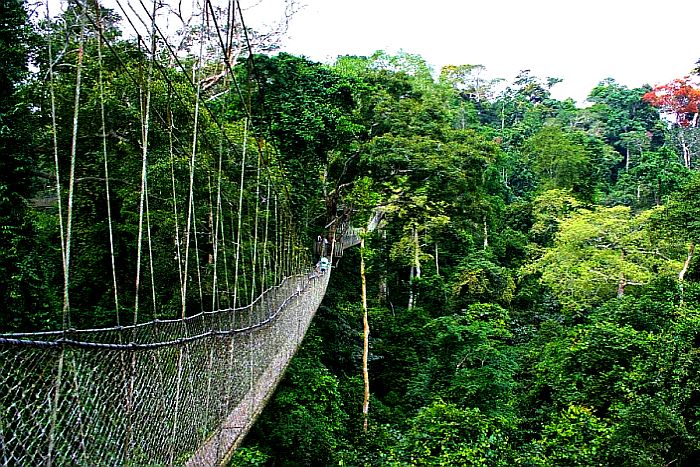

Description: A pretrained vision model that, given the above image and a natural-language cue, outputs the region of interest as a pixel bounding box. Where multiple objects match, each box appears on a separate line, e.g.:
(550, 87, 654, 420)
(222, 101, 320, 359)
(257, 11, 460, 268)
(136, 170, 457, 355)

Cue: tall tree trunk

(617, 250, 626, 298)
(360, 234, 370, 432)
(483, 215, 489, 249)
(408, 226, 420, 310)
(617, 274, 626, 298)
(680, 131, 692, 169)
(407, 265, 414, 311)
(679, 242, 695, 304)
(434, 243, 440, 276)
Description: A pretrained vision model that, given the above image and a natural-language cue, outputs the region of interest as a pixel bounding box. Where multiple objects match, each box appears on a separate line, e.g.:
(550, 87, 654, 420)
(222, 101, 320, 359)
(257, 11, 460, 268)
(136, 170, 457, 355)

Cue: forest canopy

(3, 1, 700, 464)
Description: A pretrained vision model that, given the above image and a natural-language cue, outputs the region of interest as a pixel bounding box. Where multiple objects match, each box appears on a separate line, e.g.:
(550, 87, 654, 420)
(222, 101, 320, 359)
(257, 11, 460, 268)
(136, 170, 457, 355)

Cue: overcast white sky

(245, 0, 700, 105)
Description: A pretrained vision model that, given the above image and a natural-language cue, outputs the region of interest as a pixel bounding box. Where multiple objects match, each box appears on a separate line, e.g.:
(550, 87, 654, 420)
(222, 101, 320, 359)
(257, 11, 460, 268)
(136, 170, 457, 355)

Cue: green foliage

(5, 10, 700, 463)
(227, 446, 271, 466)
(525, 205, 682, 315)
(655, 172, 700, 244)
(524, 126, 591, 194)
(244, 336, 348, 466)
(522, 405, 611, 466)
(389, 402, 514, 466)
(244, 55, 700, 466)
(449, 255, 516, 308)
(407, 304, 518, 420)
(529, 189, 580, 245)
(0, 0, 47, 329)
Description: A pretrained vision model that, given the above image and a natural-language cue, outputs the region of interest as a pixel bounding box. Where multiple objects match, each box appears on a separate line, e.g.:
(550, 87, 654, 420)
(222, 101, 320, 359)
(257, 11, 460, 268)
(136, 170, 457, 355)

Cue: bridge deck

(187, 271, 329, 466)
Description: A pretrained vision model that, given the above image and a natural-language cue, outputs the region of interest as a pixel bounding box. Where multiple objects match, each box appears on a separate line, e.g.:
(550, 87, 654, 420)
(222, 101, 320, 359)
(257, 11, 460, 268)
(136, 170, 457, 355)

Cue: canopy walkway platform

(0, 272, 330, 466)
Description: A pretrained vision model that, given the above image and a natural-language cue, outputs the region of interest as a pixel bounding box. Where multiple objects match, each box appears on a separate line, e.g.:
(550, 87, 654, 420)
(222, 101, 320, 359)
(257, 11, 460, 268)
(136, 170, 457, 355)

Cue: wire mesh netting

(0, 271, 329, 466)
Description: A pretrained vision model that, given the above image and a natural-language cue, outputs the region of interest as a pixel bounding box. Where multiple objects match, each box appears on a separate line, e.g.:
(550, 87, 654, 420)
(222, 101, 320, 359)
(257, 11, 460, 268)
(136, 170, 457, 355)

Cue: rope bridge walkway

(1, 272, 329, 465)
(0, 0, 342, 465)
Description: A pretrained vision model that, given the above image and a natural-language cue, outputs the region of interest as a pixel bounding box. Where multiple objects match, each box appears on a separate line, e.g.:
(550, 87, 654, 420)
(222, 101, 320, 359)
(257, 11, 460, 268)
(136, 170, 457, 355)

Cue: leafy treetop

(643, 77, 700, 127)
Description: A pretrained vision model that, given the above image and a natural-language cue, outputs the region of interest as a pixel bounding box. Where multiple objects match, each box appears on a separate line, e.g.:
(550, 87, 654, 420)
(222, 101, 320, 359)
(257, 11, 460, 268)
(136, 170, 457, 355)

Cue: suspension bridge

(0, 0, 351, 464)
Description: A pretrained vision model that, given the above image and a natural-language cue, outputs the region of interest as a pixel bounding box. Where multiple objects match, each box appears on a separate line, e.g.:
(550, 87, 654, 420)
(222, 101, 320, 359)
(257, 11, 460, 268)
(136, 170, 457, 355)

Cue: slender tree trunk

(414, 227, 421, 279)
(434, 243, 440, 276)
(680, 131, 692, 169)
(617, 250, 626, 298)
(378, 276, 387, 303)
(679, 242, 695, 304)
(408, 226, 420, 310)
(483, 215, 489, 249)
(500, 102, 506, 134)
(679, 242, 695, 282)
(360, 235, 370, 432)
(617, 274, 626, 298)
(407, 265, 414, 311)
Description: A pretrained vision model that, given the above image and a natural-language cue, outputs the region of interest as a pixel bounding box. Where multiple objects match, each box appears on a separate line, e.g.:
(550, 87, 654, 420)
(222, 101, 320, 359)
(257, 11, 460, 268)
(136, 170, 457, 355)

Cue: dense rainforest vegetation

(4, 0, 700, 465)
(231, 44, 700, 467)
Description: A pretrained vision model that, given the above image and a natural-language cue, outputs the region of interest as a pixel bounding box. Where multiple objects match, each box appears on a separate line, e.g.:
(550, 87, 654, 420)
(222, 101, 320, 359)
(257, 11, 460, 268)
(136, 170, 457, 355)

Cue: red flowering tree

(643, 77, 700, 127)
(643, 78, 700, 167)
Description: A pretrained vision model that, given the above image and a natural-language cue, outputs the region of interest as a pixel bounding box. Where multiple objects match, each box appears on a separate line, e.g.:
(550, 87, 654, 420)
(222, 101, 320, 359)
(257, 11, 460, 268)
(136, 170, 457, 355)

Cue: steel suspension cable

(261, 171, 272, 302)
(211, 135, 225, 312)
(181, 4, 206, 318)
(249, 149, 262, 306)
(95, 0, 121, 323)
(168, 105, 186, 316)
(62, 6, 87, 330)
(133, 0, 156, 325)
(45, 1, 67, 328)
(232, 118, 248, 309)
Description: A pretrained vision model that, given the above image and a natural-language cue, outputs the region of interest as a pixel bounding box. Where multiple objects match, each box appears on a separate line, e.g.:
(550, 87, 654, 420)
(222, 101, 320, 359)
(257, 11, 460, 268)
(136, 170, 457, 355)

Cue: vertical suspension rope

(219, 169, 231, 309)
(249, 149, 262, 306)
(145, 180, 158, 318)
(192, 190, 205, 313)
(232, 119, 248, 308)
(63, 3, 87, 329)
(181, 4, 206, 318)
(211, 137, 225, 312)
(285, 212, 292, 277)
(46, 0, 67, 334)
(169, 106, 185, 316)
(207, 173, 215, 302)
(133, 1, 156, 325)
(274, 194, 280, 284)
(261, 174, 272, 314)
(95, 0, 120, 322)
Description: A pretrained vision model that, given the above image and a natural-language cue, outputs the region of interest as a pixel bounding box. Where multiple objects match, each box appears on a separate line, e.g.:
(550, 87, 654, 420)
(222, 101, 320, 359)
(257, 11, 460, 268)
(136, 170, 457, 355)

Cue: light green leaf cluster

(526, 205, 683, 314)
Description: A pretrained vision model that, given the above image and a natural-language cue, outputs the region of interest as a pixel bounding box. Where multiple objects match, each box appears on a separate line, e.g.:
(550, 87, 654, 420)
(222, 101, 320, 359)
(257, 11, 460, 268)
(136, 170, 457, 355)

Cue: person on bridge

(319, 256, 330, 273)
